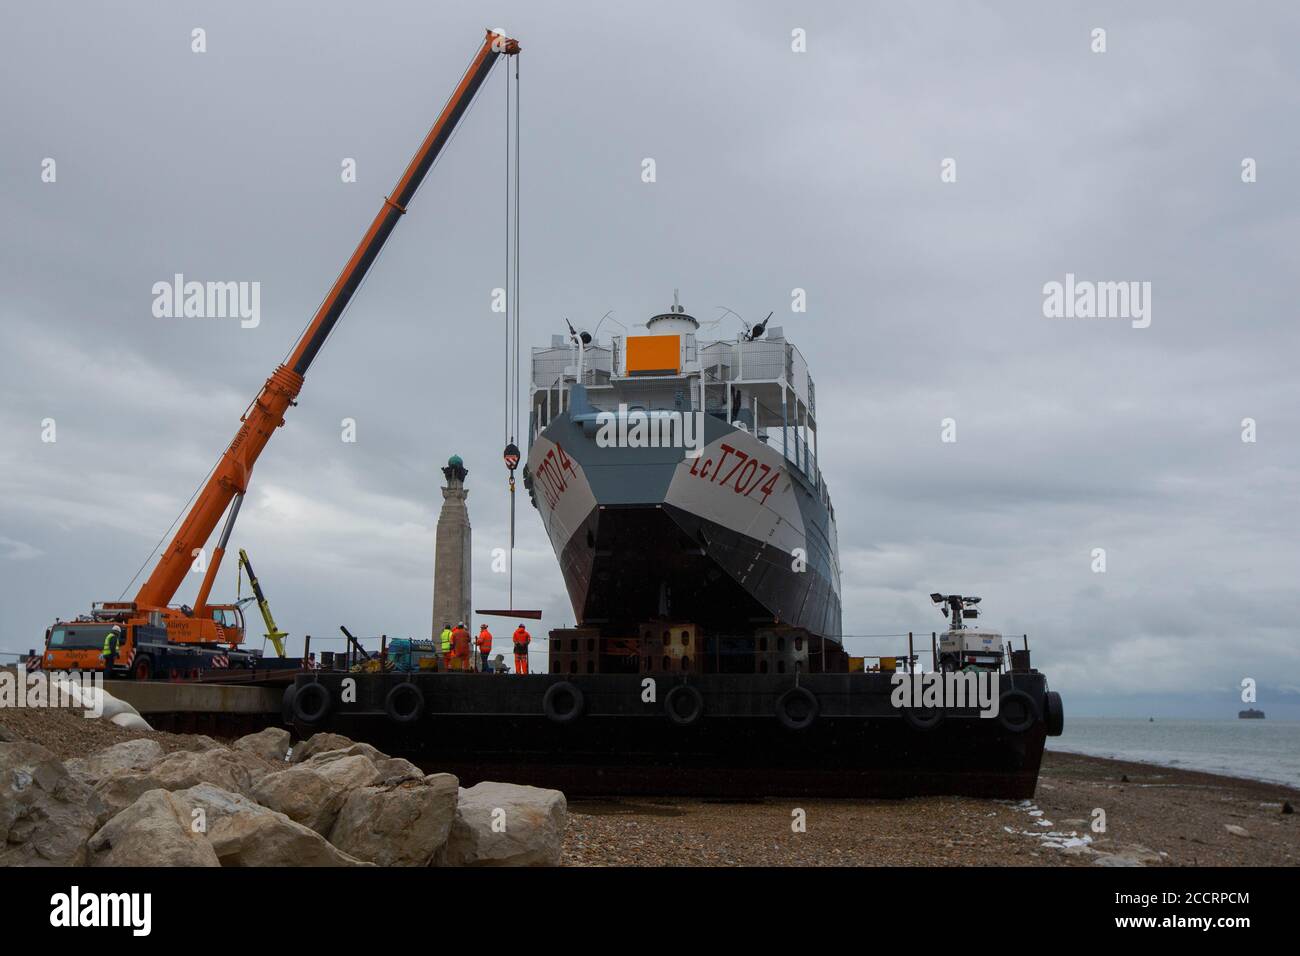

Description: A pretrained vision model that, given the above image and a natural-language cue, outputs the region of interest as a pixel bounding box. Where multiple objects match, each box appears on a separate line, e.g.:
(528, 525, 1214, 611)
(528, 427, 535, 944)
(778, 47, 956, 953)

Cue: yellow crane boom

(238, 549, 288, 657)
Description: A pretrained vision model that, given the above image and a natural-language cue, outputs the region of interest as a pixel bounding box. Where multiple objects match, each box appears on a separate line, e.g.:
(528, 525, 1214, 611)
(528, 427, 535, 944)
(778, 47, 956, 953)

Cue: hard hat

(458, 621, 465, 627)
(480, 623, 488, 629)
(111, 625, 121, 632)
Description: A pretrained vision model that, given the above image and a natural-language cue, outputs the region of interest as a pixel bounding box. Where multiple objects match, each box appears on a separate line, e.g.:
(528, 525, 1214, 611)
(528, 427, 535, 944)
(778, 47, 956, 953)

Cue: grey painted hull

(525, 386, 842, 642)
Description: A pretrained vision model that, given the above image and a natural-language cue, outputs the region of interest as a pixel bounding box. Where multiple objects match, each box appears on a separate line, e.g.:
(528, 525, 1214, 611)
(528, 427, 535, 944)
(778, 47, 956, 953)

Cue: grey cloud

(1, 1, 1297, 715)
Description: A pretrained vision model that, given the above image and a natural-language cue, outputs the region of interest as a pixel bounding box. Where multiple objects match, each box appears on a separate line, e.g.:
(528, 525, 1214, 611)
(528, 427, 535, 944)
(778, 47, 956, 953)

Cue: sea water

(1047, 718, 1300, 788)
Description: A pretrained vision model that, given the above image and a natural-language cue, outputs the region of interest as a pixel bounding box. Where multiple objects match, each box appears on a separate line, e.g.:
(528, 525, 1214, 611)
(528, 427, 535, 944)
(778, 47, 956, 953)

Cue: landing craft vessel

(524, 296, 842, 656)
(289, 308, 1066, 798)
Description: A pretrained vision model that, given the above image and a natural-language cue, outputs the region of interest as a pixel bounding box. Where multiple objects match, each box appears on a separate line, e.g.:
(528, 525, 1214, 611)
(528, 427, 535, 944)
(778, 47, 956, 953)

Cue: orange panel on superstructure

(626, 334, 680, 374)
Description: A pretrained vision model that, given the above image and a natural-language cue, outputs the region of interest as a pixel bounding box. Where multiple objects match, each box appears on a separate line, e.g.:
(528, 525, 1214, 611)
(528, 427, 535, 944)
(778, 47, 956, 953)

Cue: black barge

(285, 661, 1064, 799)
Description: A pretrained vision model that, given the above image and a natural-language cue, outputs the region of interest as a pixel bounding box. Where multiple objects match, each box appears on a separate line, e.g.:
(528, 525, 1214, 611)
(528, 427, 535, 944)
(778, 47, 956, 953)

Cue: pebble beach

(561, 751, 1300, 866)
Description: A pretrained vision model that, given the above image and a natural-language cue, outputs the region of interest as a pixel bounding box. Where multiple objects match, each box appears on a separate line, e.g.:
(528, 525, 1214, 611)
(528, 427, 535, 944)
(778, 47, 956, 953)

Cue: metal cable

(508, 56, 522, 608)
(513, 53, 521, 445)
(504, 61, 511, 447)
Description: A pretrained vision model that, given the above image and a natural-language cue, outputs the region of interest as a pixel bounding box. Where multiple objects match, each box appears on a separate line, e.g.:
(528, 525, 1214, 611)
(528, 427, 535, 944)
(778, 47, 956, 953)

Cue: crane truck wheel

(132, 655, 153, 681)
(1043, 690, 1065, 737)
(998, 690, 1040, 734)
(543, 681, 585, 724)
(775, 686, 819, 731)
(384, 682, 425, 724)
(292, 682, 332, 725)
(664, 684, 704, 726)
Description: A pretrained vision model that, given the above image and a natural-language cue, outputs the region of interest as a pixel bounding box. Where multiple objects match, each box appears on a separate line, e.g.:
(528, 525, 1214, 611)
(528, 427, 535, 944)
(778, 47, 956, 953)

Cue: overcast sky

(2, 1, 1297, 718)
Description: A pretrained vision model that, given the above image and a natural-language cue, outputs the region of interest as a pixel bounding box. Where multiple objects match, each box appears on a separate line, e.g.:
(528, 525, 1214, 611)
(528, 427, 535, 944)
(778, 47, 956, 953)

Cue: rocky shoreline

(4, 704, 1295, 867)
(2, 710, 566, 867)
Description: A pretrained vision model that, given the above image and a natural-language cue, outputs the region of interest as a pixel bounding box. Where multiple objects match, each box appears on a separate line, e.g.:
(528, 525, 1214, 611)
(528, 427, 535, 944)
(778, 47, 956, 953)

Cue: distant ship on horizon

(1238, 708, 1265, 719)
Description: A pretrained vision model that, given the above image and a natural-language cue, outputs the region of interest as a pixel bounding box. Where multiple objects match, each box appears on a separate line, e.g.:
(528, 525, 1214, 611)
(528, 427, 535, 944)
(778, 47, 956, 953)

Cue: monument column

(432, 455, 472, 638)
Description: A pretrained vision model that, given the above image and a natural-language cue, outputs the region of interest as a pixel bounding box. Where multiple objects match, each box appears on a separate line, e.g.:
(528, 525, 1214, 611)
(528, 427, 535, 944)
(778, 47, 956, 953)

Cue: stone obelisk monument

(431, 455, 472, 638)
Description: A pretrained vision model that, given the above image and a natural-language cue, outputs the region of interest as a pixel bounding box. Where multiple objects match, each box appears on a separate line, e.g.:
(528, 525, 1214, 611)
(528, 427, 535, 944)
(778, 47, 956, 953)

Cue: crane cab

(160, 604, 246, 646)
(42, 620, 122, 673)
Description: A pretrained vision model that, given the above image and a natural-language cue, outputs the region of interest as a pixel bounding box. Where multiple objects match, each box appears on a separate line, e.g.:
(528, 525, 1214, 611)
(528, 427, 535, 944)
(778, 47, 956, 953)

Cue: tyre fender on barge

(287, 668, 1063, 799)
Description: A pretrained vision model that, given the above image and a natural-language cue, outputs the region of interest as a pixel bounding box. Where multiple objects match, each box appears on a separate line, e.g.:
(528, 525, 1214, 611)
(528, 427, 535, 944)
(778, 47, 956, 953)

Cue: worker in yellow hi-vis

(439, 623, 452, 670)
(101, 625, 122, 673)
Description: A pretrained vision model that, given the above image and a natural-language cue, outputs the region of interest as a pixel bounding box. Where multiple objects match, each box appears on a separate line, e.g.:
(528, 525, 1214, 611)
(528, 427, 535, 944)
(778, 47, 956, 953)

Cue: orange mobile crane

(40, 31, 521, 680)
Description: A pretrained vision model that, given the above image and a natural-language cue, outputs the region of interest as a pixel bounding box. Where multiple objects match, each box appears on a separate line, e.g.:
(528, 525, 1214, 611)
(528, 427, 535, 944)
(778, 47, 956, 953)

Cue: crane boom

(131, 30, 520, 617)
(238, 548, 287, 657)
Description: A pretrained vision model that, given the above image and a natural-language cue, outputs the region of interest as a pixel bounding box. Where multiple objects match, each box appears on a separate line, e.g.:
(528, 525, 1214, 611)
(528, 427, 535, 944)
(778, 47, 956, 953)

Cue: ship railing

(530, 345, 612, 390)
(839, 632, 1035, 674)
(740, 394, 815, 487)
(533, 373, 707, 442)
(531, 372, 819, 492)
(575, 378, 702, 416)
(531, 347, 570, 389)
(531, 374, 570, 441)
(732, 338, 786, 380)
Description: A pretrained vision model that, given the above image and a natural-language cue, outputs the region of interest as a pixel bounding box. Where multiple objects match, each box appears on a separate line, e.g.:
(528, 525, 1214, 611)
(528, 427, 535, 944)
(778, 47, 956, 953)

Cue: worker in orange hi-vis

(450, 622, 471, 672)
(476, 624, 493, 672)
(512, 623, 531, 674)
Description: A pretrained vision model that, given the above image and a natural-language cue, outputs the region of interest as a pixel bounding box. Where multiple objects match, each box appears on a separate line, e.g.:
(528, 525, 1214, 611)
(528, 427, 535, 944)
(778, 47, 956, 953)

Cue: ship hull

(525, 389, 842, 641)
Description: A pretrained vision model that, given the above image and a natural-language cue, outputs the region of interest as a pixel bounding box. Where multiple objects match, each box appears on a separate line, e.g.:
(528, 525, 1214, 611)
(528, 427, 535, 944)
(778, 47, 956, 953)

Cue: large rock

(66, 739, 166, 785)
(436, 782, 567, 867)
(300, 742, 386, 767)
(329, 773, 458, 866)
(297, 743, 419, 785)
(0, 742, 107, 866)
(232, 728, 291, 763)
(371, 756, 424, 786)
(87, 789, 220, 867)
(289, 733, 357, 763)
(94, 747, 260, 817)
(174, 784, 369, 867)
(250, 755, 379, 834)
(1091, 843, 1164, 867)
